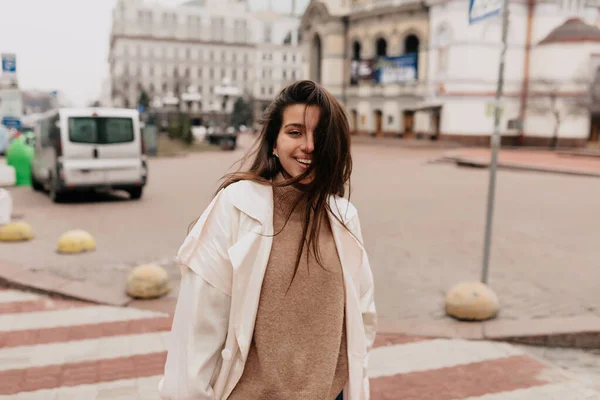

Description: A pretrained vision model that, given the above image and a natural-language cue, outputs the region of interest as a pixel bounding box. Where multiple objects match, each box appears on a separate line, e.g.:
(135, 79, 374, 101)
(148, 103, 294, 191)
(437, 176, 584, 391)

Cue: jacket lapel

(227, 182, 274, 361)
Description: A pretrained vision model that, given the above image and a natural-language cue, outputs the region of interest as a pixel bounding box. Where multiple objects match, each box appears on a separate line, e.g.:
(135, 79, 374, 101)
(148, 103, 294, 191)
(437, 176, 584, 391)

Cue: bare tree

(526, 77, 591, 149)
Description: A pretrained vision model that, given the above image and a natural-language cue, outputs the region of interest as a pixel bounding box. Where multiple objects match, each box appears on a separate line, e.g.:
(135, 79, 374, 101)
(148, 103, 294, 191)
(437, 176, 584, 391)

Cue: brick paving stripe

(0, 288, 598, 399)
(0, 331, 170, 370)
(0, 305, 166, 332)
(0, 315, 172, 348)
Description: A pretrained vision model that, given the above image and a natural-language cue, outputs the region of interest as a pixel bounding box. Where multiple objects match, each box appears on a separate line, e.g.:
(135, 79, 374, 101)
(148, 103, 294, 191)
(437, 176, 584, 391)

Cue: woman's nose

(302, 133, 314, 153)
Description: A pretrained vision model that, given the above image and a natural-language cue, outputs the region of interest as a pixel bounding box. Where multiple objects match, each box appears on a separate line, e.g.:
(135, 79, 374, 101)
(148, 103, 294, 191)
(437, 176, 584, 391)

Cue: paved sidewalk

(1, 287, 598, 400)
(441, 148, 600, 177)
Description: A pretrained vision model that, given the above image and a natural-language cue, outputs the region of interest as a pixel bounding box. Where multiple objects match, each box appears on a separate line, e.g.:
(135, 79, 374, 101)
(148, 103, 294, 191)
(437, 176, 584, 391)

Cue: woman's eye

(289, 130, 301, 136)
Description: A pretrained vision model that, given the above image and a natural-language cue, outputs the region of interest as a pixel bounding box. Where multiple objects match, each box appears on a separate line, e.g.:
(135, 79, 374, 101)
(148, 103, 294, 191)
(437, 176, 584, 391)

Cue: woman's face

(273, 103, 320, 184)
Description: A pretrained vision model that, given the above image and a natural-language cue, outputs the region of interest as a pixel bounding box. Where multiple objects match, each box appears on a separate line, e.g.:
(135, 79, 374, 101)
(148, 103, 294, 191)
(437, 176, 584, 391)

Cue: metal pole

(481, 0, 510, 284)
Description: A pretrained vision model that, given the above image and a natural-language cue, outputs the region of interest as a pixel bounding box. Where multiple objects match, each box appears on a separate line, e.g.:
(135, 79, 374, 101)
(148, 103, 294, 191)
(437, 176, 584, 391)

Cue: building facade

(301, 0, 429, 137)
(109, 0, 303, 126)
(301, 0, 600, 147)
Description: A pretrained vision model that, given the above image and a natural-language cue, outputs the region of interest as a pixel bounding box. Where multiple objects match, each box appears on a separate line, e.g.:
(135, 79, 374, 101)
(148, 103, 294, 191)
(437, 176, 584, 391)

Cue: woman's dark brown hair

(218, 80, 353, 281)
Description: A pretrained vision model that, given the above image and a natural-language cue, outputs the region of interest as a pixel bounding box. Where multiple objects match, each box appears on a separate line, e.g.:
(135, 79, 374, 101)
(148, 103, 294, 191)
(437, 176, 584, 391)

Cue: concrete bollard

(57, 230, 96, 254)
(445, 281, 499, 321)
(126, 264, 170, 299)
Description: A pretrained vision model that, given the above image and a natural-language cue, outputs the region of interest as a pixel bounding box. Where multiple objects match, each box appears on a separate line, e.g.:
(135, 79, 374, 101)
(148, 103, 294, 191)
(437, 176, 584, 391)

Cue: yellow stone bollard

(126, 264, 170, 299)
(0, 221, 34, 242)
(445, 282, 499, 321)
(56, 230, 96, 254)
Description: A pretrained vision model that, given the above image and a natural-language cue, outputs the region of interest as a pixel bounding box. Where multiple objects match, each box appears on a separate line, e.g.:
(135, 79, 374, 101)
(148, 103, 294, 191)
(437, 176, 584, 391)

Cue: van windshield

(68, 117, 134, 144)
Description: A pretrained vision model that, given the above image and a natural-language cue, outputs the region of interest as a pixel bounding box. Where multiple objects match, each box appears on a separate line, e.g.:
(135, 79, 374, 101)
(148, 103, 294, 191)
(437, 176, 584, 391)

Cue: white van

(31, 108, 148, 202)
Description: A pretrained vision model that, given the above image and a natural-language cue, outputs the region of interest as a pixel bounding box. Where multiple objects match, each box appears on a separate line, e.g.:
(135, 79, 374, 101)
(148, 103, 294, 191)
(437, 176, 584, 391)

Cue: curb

(435, 154, 600, 178)
(378, 316, 600, 349)
(0, 260, 131, 307)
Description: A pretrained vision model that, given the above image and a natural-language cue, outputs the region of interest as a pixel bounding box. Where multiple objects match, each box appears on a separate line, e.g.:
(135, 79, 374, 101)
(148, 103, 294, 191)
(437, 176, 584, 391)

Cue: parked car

(205, 126, 237, 150)
(30, 108, 148, 202)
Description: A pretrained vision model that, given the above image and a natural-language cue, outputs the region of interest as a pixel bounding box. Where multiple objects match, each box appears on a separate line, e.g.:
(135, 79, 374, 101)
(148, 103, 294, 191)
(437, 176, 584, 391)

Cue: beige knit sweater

(228, 177, 348, 400)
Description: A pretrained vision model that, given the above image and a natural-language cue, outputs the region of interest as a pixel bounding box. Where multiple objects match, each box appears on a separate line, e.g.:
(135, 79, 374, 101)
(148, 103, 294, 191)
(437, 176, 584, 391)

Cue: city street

(2, 134, 600, 325)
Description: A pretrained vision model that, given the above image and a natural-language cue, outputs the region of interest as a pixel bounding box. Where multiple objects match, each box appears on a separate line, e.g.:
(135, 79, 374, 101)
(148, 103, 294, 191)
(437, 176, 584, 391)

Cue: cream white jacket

(158, 180, 377, 400)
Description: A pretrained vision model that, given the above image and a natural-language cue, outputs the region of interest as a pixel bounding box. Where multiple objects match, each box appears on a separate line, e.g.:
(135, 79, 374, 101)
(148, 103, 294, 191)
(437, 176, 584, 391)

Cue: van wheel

(128, 187, 143, 200)
(31, 170, 43, 192)
(49, 174, 65, 203)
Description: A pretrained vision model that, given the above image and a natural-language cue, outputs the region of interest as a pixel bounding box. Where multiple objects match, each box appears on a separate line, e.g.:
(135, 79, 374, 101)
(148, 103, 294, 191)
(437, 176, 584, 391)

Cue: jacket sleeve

(158, 189, 237, 400)
(349, 212, 377, 399)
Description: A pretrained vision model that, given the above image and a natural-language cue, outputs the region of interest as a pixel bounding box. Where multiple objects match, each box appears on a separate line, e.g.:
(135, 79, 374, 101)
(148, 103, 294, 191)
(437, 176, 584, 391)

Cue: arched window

(404, 34, 420, 54)
(376, 37, 387, 57)
(310, 34, 322, 83)
(352, 41, 361, 61)
(404, 34, 421, 78)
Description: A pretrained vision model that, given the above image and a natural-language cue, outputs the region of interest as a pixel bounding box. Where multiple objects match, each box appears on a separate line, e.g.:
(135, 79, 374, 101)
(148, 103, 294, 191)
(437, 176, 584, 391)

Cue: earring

(273, 151, 279, 158)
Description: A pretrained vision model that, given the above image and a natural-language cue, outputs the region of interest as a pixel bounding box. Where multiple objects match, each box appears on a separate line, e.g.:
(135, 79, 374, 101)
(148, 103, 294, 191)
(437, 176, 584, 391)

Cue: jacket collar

(227, 180, 357, 226)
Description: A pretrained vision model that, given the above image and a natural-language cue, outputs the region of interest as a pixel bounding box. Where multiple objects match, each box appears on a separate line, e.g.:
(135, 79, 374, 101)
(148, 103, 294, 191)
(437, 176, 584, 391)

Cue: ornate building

(301, 0, 600, 147)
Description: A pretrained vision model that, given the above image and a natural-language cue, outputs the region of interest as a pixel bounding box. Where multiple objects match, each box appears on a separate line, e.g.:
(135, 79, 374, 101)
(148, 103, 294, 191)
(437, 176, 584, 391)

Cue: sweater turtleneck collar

(272, 172, 308, 214)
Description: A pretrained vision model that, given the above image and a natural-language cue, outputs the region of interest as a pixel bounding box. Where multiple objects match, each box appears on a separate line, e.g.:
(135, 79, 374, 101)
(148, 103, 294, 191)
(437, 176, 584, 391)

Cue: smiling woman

(159, 80, 377, 400)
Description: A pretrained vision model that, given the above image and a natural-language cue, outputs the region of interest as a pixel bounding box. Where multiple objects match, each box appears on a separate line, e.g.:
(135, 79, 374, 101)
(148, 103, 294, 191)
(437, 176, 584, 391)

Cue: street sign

(1, 54, 16, 73)
(469, 0, 502, 24)
(2, 116, 21, 130)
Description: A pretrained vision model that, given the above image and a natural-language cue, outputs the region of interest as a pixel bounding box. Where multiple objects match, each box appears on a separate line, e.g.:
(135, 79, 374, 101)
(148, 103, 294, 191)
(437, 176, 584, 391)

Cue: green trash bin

(6, 136, 34, 186)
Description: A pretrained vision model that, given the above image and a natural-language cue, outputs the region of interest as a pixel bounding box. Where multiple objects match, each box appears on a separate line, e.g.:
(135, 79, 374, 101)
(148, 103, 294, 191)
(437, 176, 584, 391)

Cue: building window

(243, 70, 248, 80)
(376, 37, 387, 57)
(283, 54, 287, 62)
(210, 50, 214, 61)
(283, 70, 287, 79)
(232, 69, 237, 80)
(186, 48, 191, 59)
(264, 23, 272, 43)
(292, 54, 296, 62)
(292, 70, 296, 80)
(269, 86, 273, 95)
(222, 51, 226, 62)
(388, 115, 393, 125)
(185, 68, 190, 78)
(352, 41, 362, 60)
(262, 69, 266, 79)
(198, 67, 203, 78)
(261, 86, 265, 95)
(232, 53, 237, 63)
(209, 68, 214, 79)
(221, 68, 226, 79)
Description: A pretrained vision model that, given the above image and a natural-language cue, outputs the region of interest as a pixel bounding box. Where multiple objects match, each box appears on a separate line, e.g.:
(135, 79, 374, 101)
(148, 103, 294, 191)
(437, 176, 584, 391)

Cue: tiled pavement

(442, 148, 600, 177)
(1, 288, 598, 400)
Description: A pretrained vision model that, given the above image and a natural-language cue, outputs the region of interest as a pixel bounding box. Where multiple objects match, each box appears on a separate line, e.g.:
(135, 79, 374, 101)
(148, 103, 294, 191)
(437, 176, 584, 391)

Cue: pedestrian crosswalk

(0, 287, 598, 399)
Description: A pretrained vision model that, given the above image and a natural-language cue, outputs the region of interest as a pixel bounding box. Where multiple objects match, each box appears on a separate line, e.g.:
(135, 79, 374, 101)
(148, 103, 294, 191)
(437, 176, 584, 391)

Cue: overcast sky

(0, 0, 309, 106)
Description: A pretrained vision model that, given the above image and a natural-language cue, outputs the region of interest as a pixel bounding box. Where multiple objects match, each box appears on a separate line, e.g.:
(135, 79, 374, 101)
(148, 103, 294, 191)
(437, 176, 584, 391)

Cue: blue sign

(373, 53, 418, 84)
(469, 0, 502, 24)
(1, 54, 16, 73)
(137, 105, 145, 113)
(2, 116, 21, 130)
